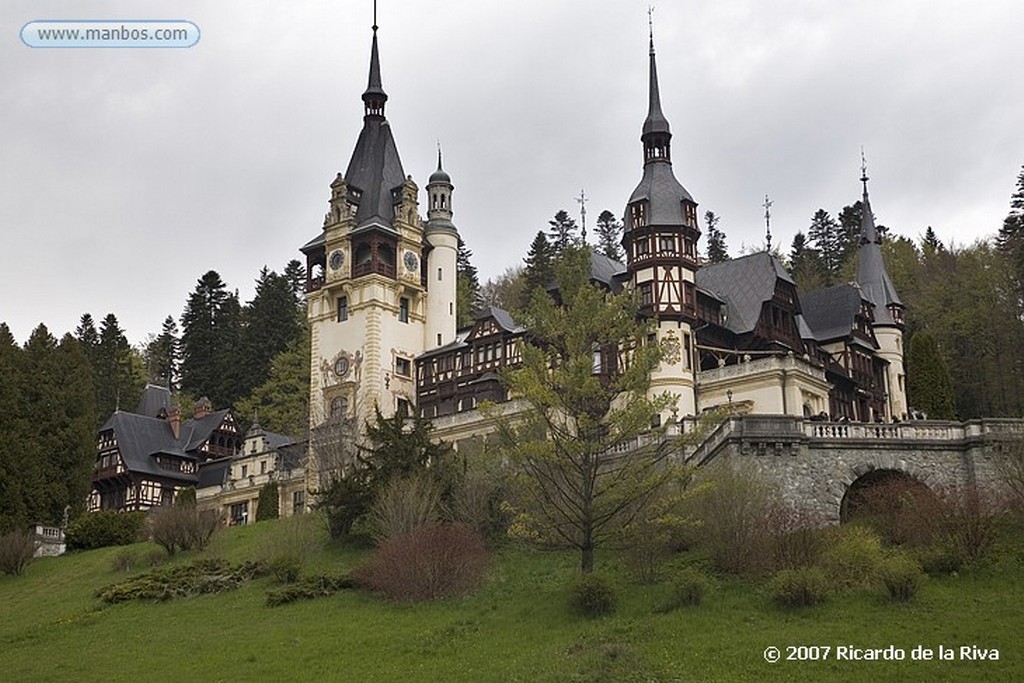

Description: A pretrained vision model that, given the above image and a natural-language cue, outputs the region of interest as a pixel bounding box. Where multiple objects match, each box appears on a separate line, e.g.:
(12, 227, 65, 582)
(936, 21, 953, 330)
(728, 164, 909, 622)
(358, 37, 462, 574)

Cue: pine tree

(788, 231, 826, 292)
(180, 271, 234, 406)
(456, 238, 482, 328)
(146, 316, 179, 389)
(922, 226, 944, 254)
(492, 245, 693, 574)
(547, 210, 579, 255)
(522, 231, 556, 305)
(807, 209, 843, 284)
(235, 325, 311, 440)
(906, 331, 956, 420)
(704, 210, 729, 263)
(239, 268, 302, 400)
(594, 210, 624, 261)
(997, 165, 1024, 302)
(283, 259, 307, 308)
(96, 314, 140, 417)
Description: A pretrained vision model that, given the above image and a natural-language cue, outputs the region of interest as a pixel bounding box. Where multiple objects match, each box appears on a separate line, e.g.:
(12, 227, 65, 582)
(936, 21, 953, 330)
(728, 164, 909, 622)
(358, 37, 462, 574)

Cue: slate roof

(100, 412, 196, 483)
(590, 252, 627, 293)
(799, 284, 864, 342)
(695, 251, 793, 334)
(344, 29, 406, 230)
(134, 384, 173, 418)
(196, 458, 231, 488)
(180, 409, 233, 453)
(627, 158, 694, 227)
(856, 185, 902, 325)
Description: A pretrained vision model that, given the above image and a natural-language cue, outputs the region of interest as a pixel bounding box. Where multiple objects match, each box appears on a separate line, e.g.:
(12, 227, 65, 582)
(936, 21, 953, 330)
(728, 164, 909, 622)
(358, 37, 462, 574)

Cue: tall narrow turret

(425, 147, 459, 349)
(856, 158, 907, 419)
(621, 22, 700, 419)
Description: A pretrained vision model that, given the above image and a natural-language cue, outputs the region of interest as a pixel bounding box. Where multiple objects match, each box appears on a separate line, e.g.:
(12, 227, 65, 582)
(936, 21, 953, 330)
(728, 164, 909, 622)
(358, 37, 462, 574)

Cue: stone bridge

(686, 415, 1024, 523)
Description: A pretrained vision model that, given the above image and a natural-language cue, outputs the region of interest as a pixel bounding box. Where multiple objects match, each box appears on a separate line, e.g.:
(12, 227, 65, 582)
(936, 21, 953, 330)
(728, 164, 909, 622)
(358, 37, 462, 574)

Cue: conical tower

(424, 147, 459, 349)
(856, 160, 907, 419)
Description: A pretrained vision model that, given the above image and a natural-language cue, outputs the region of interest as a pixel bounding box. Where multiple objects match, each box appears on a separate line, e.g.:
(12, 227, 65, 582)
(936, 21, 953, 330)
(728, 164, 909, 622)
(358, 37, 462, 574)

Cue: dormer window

(630, 202, 647, 229)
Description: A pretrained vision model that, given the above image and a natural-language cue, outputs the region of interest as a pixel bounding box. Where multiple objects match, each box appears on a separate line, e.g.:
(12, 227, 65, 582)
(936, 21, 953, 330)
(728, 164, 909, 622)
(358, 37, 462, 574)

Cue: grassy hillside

(2, 518, 1021, 682)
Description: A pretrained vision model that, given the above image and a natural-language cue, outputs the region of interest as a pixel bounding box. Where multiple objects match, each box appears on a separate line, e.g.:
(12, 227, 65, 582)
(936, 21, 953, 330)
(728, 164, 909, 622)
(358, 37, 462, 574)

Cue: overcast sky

(3, 1, 1022, 345)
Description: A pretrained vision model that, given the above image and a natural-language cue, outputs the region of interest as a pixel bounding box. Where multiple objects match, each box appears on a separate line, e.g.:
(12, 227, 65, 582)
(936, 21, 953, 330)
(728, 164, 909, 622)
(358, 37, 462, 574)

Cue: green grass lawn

(2, 519, 1021, 682)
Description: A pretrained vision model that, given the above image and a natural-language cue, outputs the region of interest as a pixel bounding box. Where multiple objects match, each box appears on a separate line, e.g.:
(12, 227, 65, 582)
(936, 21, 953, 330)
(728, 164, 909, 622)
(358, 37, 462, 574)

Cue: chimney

(167, 405, 181, 440)
(194, 397, 212, 420)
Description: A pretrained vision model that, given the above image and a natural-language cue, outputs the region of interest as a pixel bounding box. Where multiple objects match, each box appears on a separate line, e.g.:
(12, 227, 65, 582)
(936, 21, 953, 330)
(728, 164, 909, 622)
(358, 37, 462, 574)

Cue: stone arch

(823, 454, 940, 524)
(839, 468, 936, 525)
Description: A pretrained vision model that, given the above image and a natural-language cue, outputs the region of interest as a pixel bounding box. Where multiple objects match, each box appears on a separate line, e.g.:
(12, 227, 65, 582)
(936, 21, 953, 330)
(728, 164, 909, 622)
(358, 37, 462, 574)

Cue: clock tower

(301, 21, 431, 438)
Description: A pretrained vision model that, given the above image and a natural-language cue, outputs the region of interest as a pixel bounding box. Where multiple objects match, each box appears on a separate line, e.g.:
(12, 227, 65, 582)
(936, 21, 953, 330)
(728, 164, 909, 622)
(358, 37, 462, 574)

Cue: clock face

(329, 249, 344, 271)
(403, 251, 419, 272)
(334, 357, 350, 379)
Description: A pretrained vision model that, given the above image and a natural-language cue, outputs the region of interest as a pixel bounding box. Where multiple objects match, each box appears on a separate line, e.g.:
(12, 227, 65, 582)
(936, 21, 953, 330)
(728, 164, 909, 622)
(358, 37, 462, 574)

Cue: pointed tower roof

(642, 31, 671, 137)
(344, 23, 406, 231)
(856, 162, 903, 325)
(426, 145, 457, 235)
(626, 25, 694, 229)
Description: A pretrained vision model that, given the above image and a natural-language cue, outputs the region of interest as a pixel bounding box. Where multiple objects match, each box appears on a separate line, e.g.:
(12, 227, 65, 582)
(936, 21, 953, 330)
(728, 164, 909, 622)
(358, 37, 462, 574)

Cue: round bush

(917, 544, 964, 576)
(66, 511, 147, 551)
(568, 573, 617, 618)
(881, 554, 925, 602)
(768, 567, 830, 608)
(656, 567, 713, 612)
(819, 525, 885, 590)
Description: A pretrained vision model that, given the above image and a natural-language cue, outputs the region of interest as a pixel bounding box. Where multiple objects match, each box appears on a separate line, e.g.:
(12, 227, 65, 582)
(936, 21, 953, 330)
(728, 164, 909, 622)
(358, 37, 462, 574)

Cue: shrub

(845, 476, 942, 547)
(880, 554, 925, 602)
(819, 525, 886, 590)
(452, 464, 513, 545)
(257, 515, 321, 583)
(175, 488, 197, 507)
(917, 543, 964, 576)
(315, 473, 371, 540)
(656, 566, 713, 612)
(256, 482, 280, 522)
(766, 505, 827, 571)
(768, 567, 831, 608)
(568, 573, 617, 618)
(96, 559, 267, 604)
(65, 511, 146, 551)
(149, 506, 220, 555)
(939, 485, 1009, 563)
(691, 463, 775, 575)
(265, 574, 355, 607)
(368, 475, 441, 543)
(353, 523, 489, 602)
(0, 530, 36, 576)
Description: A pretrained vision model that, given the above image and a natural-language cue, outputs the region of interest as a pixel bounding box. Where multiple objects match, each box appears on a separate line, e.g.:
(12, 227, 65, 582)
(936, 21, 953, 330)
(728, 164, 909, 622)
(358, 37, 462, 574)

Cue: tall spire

(362, 9, 387, 119)
(856, 152, 903, 326)
(642, 9, 672, 158)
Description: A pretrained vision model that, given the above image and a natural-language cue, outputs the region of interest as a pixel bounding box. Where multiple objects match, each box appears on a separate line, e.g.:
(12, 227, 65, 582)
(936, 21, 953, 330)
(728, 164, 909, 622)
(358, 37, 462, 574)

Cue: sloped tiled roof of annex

(695, 251, 793, 334)
(100, 412, 196, 483)
(799, 283, 865, 342)
(134, 384, 173, 418)
(180, 409, 234, 453)
(590, 252, 627, 293)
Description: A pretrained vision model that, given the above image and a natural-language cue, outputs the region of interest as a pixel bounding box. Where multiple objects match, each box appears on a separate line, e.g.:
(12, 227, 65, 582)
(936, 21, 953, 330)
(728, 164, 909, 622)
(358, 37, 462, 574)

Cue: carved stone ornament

(661, 330, 681, 365)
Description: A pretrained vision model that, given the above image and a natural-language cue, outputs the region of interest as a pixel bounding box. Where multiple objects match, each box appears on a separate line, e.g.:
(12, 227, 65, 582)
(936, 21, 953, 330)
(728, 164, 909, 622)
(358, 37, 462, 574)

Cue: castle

(88, 19, 1021, 526)
(299, 20, 908, 458)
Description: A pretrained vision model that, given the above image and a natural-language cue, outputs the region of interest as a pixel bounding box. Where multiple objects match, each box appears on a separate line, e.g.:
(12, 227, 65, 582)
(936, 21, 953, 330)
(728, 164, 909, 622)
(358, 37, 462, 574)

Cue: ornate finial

(763, 194, 774, 251)
(576, 189, 588, 241)
(648, 5, 655, 53)
(860, 147, 869, 193)
(437, 140, 443, 170)
(373, 0, 378, 32)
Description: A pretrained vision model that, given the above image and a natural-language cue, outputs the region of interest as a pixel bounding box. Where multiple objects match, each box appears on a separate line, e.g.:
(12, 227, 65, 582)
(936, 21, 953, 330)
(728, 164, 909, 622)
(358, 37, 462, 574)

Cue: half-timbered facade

(89, 387, 244, 512)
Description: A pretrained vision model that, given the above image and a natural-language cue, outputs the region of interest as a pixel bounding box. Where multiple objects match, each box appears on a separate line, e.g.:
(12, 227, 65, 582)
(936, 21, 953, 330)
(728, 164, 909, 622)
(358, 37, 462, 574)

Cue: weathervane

(763, 194, 773, 251)
(648, 5, 655, 49)
(576, 188, 588, 241)
(860, 146, 869, 192)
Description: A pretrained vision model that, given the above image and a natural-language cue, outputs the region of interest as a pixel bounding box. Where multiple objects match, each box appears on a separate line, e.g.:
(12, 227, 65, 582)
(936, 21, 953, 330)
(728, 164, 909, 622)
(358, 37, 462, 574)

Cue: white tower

(424, 148, 459, 349)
